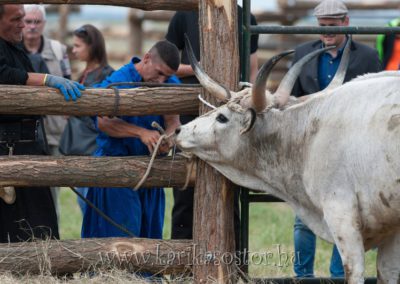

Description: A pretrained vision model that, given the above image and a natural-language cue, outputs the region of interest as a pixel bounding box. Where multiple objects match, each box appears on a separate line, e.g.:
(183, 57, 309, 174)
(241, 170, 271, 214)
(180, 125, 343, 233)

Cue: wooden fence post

(128, 8, 143, 56)
(193, 0, 239, 282)
(57, 5, 70, 44)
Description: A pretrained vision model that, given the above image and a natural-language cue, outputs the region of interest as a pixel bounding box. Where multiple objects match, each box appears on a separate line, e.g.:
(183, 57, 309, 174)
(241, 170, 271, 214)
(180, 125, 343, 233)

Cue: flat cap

(313, 0, 348, 18)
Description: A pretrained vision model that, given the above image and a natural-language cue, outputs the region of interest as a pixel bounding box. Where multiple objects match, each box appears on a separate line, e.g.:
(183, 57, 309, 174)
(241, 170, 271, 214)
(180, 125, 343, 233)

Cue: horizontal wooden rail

(0, 85, 200, 115)
(128, 10, 174, 22)
(0, 156, 192, 188)
(0, 0, 198, 11)
(279, 0, 400, 10)
(0, 238, 194, 275)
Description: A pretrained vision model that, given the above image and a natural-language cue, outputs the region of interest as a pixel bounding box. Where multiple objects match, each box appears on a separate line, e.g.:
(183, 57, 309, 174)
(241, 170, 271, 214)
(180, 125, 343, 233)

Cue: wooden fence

(0, 0, 239, 282)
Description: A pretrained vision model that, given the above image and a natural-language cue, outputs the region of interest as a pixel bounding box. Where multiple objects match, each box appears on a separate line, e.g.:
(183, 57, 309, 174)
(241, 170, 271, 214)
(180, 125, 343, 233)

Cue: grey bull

(175, 37, 400, 284)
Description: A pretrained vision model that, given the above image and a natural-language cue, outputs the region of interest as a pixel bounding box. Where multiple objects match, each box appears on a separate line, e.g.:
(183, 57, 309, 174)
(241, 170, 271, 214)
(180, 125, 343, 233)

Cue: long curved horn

(323, 36, 351, 91)
(274, 46, 334, 107)
(251, 50, 294, 112)
(184, 34, 231, 102)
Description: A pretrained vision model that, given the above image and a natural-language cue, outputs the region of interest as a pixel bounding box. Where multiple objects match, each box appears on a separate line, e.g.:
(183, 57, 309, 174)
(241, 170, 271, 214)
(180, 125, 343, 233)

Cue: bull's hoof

(0, 186, 16, 204)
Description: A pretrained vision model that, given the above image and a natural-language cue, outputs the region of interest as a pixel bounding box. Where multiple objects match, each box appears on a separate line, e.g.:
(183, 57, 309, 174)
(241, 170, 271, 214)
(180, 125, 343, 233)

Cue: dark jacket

(0, 37, 59, 242)
(291, 39, 382, 97)
(80, 65, 114, 87)
(0, 38, 33, 85)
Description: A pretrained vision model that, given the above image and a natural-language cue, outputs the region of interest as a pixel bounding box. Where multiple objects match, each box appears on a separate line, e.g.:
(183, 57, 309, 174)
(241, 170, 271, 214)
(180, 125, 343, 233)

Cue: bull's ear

(240, 108, 257, 135)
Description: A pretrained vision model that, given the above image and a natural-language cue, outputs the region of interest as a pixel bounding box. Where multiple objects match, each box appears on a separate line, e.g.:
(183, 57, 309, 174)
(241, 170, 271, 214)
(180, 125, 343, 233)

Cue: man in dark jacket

(290, 0, 382, 278)
(0, 4, 83, 242)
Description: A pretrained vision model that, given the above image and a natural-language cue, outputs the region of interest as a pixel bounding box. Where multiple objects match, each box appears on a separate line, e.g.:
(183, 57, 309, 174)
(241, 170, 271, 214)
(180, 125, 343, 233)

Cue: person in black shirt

(165, 6, 259, 247)
(0, 4, 84, 242)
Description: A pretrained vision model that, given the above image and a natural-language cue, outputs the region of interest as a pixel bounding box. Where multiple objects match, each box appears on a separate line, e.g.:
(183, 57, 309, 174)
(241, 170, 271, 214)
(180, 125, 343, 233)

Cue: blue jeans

(293, 216, 344, 277)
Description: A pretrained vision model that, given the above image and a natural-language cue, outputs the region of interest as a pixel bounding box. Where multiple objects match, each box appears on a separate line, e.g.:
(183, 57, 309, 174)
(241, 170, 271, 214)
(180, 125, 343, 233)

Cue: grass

(59, 187, 377, 279)
(247, 203, 377, 278)
(59, 187, 83, 239)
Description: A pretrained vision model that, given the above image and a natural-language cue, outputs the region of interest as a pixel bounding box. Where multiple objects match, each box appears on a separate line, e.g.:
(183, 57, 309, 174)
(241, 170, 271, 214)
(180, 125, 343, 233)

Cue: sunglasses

(74, 27, 87, 34)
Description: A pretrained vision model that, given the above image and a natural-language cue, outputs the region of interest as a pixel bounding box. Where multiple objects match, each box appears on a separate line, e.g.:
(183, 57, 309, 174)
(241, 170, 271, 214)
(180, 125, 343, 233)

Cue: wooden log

(128, 9, 144, 56)
(46, 4, 80, 13)
(0, 85, 200, 116)
(253, 10, 304, 24)
(0, 156, 192, 188)
(0, 0, 198, 11)
(57, 5, 69, 44)
(193, 0, 238, 283)
(278, 0, 399, 11)
(128, 10, 174, 22)
(0, 238, 193, 275)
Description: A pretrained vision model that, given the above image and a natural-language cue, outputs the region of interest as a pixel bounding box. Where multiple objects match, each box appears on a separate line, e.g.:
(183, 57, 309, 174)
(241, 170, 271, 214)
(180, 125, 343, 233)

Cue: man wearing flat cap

(291, 0, 382, 278)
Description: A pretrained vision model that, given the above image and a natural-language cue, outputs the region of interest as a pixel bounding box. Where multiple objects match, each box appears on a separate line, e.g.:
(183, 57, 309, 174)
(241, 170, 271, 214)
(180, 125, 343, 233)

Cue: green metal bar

(250, 277, 377, 284)
(240, 188, 250, 275)
(250, 25, 400, 35)
(247, 194, 283, 203)
(239, 0, 251, 276)
(241, 0, 251, 82)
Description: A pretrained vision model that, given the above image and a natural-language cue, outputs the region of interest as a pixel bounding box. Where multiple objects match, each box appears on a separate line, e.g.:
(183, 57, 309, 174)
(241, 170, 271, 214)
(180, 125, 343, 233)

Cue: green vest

(376, 18, 400, 61)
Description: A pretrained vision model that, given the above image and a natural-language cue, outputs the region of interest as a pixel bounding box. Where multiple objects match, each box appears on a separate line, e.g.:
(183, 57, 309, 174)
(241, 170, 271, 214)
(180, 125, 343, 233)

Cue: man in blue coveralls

(81, 40, 181, 239)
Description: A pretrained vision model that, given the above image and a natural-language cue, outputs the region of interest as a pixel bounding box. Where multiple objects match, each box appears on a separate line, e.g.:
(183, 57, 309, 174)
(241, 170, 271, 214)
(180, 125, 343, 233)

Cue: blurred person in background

(376, 13, 400, 70)
(59, 24, 114, 212)
(22, 4, 72, 223)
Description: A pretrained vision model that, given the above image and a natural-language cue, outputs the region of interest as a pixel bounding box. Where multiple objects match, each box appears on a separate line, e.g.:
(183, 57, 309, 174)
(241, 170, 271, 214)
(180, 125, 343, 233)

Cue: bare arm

(163, 114, 181, 135)
(26, 73, 47, 86)
(97, 117, 161, 154)
(159, 114, 181, 153)
(175, 64, 195, 78)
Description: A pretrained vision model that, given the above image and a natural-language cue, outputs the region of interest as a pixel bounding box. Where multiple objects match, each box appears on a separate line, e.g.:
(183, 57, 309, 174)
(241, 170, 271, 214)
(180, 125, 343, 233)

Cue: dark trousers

(0, 141, 59, 243)
(171, 186, 241, 251)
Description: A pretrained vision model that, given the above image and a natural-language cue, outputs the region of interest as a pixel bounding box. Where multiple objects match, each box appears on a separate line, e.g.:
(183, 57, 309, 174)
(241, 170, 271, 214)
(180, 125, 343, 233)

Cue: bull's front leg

(323, 200, 365, 284)
(377, 229, 400, 284)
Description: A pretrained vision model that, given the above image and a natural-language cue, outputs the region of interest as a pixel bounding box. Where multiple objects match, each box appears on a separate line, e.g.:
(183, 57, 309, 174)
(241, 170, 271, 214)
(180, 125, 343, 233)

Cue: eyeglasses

(24, 19, 43, 25)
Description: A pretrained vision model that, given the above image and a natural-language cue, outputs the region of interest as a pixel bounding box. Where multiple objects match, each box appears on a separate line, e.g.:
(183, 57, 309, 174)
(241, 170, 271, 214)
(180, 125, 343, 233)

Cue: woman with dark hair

(59, 24, 113, 212)
(72, 24, 113, 86)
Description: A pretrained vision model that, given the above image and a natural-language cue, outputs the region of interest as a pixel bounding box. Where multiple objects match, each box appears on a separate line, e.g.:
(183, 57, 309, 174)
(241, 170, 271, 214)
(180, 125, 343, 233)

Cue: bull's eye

(216, 113, 228, 123)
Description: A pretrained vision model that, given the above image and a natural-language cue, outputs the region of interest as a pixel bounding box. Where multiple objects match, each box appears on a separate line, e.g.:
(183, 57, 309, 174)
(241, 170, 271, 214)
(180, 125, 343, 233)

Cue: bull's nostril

(175, 127, 181, 135)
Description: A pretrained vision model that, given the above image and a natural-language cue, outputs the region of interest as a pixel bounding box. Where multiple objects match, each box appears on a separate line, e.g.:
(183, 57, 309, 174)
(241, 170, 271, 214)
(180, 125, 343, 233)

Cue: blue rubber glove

(44, 74, 85, 101)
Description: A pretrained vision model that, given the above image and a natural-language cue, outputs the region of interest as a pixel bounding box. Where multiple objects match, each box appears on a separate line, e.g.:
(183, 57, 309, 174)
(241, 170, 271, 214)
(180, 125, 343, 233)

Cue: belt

(0, 119, 38, 143)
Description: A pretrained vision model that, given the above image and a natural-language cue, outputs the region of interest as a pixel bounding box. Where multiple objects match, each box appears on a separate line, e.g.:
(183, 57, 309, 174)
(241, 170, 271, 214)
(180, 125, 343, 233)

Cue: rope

(180, 157, 194, 191)
(198, 94, 217, 109)
(70, 186, 136, 237)
(133, 133, 167, 190)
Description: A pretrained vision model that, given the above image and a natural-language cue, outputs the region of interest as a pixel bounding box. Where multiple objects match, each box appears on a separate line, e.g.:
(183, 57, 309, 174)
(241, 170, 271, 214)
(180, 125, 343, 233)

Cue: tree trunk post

(0, 0, 198, 11)
(58, 5, 70, 44)
(193, 0, 239, 283)
(128, 8, 143, 56)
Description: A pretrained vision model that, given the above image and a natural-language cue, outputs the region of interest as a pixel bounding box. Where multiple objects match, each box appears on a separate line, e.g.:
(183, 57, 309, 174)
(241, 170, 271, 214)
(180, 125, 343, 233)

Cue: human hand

(158, 139, 173, 155)
(44, 74, 85, 101)
(140, 129, 162, 154)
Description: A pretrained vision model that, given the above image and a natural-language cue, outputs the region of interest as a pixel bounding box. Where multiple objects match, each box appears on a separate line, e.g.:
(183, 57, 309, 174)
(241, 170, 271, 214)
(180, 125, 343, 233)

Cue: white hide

(175, 71, 400, 284)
